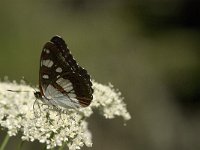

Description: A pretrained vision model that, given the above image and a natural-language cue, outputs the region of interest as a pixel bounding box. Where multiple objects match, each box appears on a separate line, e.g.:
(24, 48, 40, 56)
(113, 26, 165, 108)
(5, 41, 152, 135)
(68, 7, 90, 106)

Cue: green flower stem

(58, 143, 66, 150)
(0, 134, 10, 150)
(18, 140, 24, 150)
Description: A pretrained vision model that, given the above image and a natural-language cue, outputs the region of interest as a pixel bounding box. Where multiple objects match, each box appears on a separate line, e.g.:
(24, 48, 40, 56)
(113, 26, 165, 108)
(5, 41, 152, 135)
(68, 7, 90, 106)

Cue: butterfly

(34, 35, 93, 109)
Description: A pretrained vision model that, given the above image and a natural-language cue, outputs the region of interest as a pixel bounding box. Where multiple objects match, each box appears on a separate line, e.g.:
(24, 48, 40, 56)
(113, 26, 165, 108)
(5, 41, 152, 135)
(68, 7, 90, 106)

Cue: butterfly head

(34, 91, 42, 99)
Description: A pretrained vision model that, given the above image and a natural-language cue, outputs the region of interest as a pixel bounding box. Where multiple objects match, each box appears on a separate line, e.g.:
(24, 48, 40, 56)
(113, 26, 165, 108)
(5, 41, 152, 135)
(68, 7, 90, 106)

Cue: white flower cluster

(0, 79, 130, 149)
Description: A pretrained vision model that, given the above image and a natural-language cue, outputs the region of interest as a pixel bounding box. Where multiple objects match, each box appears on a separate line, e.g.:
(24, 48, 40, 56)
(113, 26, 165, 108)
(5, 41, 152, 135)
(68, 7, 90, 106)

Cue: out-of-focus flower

(0, 78, 131, 149)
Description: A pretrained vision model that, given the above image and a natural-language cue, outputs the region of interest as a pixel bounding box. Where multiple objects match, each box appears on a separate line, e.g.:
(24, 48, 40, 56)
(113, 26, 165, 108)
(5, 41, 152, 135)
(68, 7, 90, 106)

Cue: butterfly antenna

(21, 76, 38, 93)
(7, 90, 31, 92)
(5, 77, 37, 93)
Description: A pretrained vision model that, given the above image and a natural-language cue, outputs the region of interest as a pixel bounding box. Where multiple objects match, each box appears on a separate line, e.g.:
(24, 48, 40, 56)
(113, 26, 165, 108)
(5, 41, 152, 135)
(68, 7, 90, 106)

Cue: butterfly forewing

(38, 36, 93, 108)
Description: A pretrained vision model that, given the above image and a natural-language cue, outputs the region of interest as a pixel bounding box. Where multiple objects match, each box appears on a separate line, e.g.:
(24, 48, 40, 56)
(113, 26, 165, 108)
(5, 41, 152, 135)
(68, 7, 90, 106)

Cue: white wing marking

(42, 59, 53, 68)
(44, 83, 80, 108)
(56, 78, 73, 92)
(42, 74, 49, 79)
(56, 67, 62, 73)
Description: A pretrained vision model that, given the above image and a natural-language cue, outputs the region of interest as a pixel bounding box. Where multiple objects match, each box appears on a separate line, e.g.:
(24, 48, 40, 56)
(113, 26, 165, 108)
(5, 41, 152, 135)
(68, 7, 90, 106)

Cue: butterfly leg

(56, 108, 65, 124)
(33, 98, 42, 118)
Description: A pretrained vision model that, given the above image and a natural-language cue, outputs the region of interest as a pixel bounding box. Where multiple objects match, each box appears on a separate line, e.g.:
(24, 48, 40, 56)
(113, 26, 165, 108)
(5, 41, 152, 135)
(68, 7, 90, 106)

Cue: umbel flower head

(0, 78, 131, 150)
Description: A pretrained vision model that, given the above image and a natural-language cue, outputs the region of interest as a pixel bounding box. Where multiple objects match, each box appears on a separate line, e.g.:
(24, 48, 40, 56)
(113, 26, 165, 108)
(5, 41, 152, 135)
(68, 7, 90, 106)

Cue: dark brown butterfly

(34, 35, 93, 109)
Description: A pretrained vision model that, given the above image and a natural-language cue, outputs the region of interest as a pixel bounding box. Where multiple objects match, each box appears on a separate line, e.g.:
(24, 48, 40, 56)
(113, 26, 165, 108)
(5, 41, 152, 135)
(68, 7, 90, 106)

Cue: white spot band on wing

(44, 49, 50, 54)
(44, 84, 80, 108)
(56, 67, 62, 73)
(42, 74, 49, 79)
(56, 78, 73, 92)
(42, 59, 54, 68)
